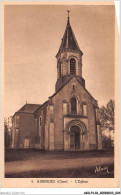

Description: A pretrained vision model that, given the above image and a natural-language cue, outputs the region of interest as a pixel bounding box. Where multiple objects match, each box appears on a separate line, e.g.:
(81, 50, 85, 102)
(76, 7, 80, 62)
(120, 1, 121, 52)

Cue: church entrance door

(75, 132, 80, 149)
(70, 126, 80, 149)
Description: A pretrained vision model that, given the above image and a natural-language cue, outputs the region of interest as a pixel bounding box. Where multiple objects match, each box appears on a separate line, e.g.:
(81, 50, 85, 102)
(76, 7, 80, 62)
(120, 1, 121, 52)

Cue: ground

(5, 149, 114, 178)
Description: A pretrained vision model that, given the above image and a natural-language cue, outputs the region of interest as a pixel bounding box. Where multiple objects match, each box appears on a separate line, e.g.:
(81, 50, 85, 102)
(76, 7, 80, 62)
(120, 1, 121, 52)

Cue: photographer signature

(95, 166, 109, 173)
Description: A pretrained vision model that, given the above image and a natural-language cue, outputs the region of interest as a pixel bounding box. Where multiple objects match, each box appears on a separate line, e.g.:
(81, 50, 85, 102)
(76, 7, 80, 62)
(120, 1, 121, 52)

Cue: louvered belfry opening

(70, 58, 76, 75)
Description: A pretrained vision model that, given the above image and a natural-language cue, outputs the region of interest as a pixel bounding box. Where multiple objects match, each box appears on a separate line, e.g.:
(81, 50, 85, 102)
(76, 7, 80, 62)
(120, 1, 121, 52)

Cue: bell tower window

(59, 62, 61, 77)
(70, 58, 76, 75)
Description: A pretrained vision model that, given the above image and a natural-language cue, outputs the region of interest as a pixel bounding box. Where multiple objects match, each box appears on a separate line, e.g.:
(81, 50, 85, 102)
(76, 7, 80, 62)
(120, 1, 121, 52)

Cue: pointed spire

(56, 11, 83, 57)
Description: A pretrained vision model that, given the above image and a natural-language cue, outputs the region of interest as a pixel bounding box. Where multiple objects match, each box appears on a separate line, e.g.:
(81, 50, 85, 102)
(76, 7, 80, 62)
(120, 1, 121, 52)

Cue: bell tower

(55, 11, 85, 92)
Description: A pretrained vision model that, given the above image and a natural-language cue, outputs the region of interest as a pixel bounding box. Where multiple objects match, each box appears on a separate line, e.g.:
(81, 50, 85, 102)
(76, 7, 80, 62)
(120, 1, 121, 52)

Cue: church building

(12, 14, 102, 151)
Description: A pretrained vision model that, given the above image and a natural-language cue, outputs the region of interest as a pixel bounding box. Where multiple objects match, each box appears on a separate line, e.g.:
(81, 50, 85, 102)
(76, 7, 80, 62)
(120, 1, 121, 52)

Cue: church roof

(17, 104, 41, 114)
(56, 16, 83, 57)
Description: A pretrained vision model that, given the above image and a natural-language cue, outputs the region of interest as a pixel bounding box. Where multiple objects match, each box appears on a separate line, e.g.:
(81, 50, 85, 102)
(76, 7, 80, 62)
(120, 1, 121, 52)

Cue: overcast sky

(4, 5, 115, 117)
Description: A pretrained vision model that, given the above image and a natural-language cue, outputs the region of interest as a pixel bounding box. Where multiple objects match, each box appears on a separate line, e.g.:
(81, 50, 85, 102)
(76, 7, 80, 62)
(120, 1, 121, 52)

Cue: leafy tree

(102, 135, 114, 149)
(99, 100, 114, 133)
(99, 100, 114, 149)
(4, 117, 11, 148)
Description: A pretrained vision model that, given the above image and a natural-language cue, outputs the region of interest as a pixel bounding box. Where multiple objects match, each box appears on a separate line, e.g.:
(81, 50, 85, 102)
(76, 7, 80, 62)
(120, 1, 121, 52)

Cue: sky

(4, 5, 115, 117)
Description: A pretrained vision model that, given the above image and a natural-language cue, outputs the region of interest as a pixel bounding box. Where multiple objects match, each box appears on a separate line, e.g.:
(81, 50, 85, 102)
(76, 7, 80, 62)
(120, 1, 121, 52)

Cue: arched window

(39, 116, 42, 126)
(72, 84, 76, 91)
(70, 58, 76, 75)
(59, 62, 61, 77)
(71, 97, 77, 114)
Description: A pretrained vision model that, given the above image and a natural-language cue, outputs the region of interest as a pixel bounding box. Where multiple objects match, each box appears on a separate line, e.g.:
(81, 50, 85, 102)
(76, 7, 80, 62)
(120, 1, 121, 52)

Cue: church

(12, 13, 102, 151)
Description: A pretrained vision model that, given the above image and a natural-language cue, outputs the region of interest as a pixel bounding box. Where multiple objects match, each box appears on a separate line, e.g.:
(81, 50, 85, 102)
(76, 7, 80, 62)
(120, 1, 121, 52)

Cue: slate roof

(56, 17, 82, 57)
(17, 104, 41, 114)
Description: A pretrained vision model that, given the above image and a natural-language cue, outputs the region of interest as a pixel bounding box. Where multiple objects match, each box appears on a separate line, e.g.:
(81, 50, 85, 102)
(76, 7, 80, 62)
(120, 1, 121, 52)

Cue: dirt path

(5, 156, 114, 175)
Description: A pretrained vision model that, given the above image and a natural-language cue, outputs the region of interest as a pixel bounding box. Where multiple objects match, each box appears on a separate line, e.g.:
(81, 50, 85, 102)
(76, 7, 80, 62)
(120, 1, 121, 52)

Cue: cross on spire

(67, 10, 70, 18)
(67, 10, 70, 24)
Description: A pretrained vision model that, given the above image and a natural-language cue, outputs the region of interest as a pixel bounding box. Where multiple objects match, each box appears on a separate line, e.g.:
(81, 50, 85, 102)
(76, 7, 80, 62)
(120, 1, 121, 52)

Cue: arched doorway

(70, 126, 80, 149)
(67, 120, 87, 150)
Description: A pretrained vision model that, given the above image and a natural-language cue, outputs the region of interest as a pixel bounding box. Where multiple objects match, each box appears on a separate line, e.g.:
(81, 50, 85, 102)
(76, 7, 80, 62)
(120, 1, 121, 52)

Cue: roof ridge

(25, 103, 41, 105)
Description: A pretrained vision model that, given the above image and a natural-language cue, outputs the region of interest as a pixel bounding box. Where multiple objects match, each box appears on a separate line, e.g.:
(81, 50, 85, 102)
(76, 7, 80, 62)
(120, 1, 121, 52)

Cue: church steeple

(55, 12, 85, 92)
(56, 11, 83, 57)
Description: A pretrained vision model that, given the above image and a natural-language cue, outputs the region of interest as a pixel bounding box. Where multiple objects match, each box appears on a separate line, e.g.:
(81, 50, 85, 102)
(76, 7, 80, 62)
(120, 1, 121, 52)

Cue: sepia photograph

(1, 1, 119, 188)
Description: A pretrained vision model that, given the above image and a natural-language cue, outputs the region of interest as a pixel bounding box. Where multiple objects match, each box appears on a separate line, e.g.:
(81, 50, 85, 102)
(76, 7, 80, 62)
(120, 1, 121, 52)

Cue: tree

(4, 117, 11, 148)
(99, 100, 114, 149)
(102, 135, 114, 149)
(99, 100, 114, 133)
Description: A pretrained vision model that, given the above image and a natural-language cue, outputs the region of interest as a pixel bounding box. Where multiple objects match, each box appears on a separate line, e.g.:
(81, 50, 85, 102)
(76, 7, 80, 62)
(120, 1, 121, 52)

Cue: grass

(5, 148, 114, 162)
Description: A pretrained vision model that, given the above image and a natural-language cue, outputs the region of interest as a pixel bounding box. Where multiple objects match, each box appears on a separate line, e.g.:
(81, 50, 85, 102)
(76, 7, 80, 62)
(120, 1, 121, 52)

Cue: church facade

(12, 15, 102, 151)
